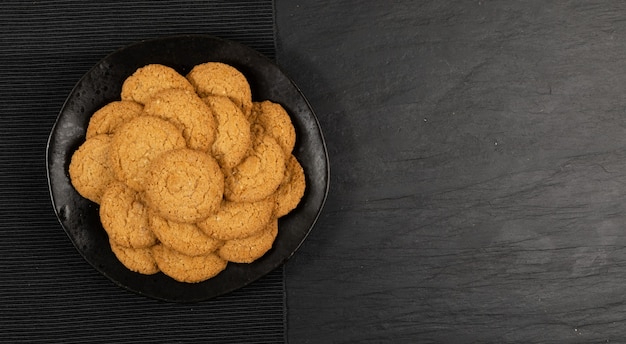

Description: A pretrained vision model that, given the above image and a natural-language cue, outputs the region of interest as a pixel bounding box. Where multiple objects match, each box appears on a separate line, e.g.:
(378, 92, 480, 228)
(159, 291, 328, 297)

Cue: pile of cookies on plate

(68, 62, 305, 283)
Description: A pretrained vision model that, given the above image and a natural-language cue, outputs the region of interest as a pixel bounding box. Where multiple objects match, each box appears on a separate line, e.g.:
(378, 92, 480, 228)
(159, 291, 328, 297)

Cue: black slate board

(0, 1, 285, 343)
(277, 0, 626, 343)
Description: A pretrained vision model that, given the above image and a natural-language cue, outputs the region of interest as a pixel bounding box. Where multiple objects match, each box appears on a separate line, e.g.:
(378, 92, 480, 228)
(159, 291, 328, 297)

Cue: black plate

(46, 35, 329, 302)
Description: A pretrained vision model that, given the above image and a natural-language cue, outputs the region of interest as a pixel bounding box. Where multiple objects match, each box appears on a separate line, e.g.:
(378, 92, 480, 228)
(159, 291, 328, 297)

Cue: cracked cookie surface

(149, 212, 223, 256)
(121, 64, 194, 105)
(86, 100, 143, 139)
(218, 219, 278, 263)
(250, 100, 296, 156)
(202, 95, 252, 169)
(152, 244, 227, 283)
(144, 148, 224, 223)
(273, 154, 306, 217)
(69, 134, 115, 204)
(197, 198, 274, 241)
(99, 181, 157, 248)
(109, 115, 186, 191)
(110, 240, 159, 275)
(224, 134, 285, 203)
(186, 62, 252, 116)
(143, 88, 216, 151)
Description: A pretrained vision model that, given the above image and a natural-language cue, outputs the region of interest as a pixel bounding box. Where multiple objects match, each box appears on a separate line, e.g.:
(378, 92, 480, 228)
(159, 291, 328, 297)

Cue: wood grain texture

(276, 1, 626, 342)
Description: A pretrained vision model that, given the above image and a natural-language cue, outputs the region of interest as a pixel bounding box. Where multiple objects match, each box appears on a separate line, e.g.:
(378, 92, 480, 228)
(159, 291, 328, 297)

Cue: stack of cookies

(68, 62, 306, 283)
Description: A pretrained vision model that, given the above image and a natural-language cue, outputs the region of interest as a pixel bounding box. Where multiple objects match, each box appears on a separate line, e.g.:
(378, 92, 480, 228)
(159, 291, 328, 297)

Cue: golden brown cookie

(69, 134, 115, 204)
(85, 100, 143, 139)
(202, 95, 252, 169)
(99, 181, 158, 248)
(224, 134, 286, 203)
(142, 88, 216, 151)
(121, 64, 195, 105)
(109, 239, 159, 275)
(108, 115, 186, 191)
(250, 101, 296, 155)
(144, 148, 224, 223)
(273, 154, 306, 217)
(152, 244, 228, 283)
(149, 212, 223, 256)
(218, 219, 278, 263)
(197, 198, 274, 241)
(186, 62, 252, 116)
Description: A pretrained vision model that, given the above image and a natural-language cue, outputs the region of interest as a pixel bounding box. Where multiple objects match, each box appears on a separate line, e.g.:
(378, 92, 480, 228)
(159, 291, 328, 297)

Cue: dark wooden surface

(276, 1, 626, 342)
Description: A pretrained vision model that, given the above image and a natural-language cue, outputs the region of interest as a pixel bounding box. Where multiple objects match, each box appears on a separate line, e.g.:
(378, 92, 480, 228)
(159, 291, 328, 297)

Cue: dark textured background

(6, 0, 626, 342)
(0, 1, 285, 343)
(276, 1, 626, 343)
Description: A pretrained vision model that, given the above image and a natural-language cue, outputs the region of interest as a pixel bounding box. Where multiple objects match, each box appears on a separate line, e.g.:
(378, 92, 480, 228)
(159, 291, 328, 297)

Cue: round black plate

(46, 35, 329, 302)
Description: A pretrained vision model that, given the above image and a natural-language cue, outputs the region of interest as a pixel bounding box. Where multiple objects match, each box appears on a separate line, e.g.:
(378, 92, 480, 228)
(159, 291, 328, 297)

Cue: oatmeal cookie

(68, 134, 115, 204)
(85, 100, 143, 139)
(202, 95, 252, 169)
(99, 181, 157, 248)
(121, 64, 194, 105)
(224, 134, 285, 203)
(152, 244, 228, 283)
(186, 62, 252, 116)
(250, 101, 296, 155)
(144, 148, 224, 223)
(109, 240, 159, 275)
(108, 116, 186, 191)
(143, 88, 216, 151)
(273, 154, 306, 217)
(149, 213, 223, 256)
(197, 198, 274, 241)
(218, 219, 278, 263)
